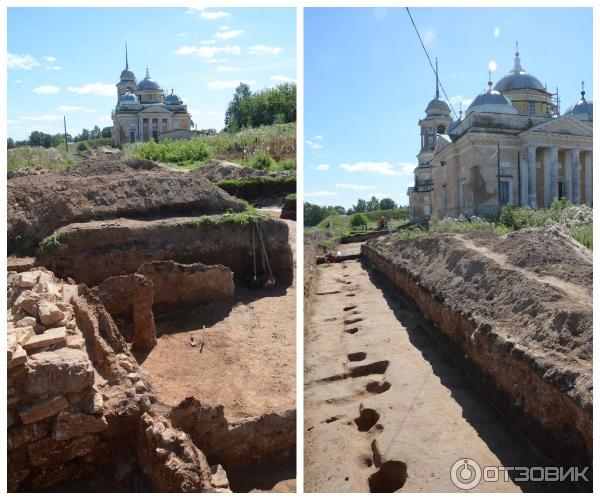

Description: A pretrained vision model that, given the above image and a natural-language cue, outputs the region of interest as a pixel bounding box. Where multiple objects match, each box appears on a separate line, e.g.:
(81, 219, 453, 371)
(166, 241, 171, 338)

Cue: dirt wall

(38, 215, 293, 287)
(362, 228, 592, 468)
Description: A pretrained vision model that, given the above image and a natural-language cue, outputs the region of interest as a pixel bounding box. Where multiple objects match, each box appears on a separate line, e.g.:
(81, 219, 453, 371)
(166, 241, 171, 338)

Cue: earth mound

(363, 226, 592, 467)
(197, 159, 293, 182)
(8, 154, 245, 253)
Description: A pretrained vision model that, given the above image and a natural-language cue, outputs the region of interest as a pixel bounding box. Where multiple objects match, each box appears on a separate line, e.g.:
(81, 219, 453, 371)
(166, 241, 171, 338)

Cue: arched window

(437, 124, 446, 134)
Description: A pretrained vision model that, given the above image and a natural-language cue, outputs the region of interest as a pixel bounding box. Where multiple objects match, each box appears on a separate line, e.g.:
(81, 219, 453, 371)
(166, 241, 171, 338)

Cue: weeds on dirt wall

(397, 200, 593, 250)
(38, 232, 62, 253)
(179, 206, 261, 228)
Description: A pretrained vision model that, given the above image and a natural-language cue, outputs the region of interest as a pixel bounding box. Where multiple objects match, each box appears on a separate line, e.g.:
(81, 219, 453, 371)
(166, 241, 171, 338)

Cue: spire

(487, 70, 493, 92)
(512, 40, 524, 73)
(125, 43, 129, 70)
(146, 67, 150, 79)
(581, 80, 586, 100)
(435, 57, 440, 99)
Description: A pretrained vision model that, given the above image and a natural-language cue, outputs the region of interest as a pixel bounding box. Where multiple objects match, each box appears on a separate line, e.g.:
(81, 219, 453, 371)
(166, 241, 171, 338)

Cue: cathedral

(408, 44, 593, 224)
(111, 46, 192, 146)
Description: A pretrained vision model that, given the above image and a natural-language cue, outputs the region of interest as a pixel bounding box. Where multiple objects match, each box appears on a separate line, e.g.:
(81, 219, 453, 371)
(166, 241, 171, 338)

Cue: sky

(7, 7, 295, 140)
(304, 7, 593, 209)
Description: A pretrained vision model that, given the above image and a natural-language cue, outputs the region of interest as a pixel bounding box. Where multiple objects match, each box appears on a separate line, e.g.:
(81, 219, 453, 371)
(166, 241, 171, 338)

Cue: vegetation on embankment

(396, 200, 593, 250)
(314, 208, 410, 238)
(216, 176, 296, 200)
(123, 123, 296, 171)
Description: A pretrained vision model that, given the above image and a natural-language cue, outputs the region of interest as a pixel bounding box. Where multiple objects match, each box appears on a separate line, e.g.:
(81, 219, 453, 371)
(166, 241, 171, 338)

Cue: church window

(499, 181, 510, 205)
(129, 130, 136, 143)
(528, 101, 536, 116)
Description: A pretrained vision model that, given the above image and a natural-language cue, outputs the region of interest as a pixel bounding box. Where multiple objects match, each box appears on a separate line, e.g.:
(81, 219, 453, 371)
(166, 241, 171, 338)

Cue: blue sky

(7, 7, 295, 140)
(304, 7, 593, 208)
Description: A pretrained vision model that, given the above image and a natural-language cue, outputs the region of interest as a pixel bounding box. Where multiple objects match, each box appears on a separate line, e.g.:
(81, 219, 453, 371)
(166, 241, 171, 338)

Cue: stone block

(22, 327, 67, 352)
(8, 345, 27, 369)
(9, 326, 35, 345)
(28, 434, 99, 468)
(53, 411, 108, 440)
(18, 271, 39, 289)
(25, 348, 94, 396)
(15, 316, 37, 329)
(8, 423, 49, 450)
(38, 301, 65, 327)
(13, 290, 39, 316)
(19, 395, 68, 425)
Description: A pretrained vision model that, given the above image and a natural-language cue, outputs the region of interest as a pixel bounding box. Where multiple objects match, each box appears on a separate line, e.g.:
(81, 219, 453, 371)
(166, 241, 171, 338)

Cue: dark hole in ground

(348, 352, 367, 362)
(354, 408, 380, 432)
(366, 381, 391, 394)
(368, 461, 407, 492)
(225, 455, 296, 493)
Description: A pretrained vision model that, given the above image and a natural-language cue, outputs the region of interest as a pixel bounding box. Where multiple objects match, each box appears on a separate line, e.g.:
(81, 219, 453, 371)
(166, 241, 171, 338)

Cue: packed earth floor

(304, 243, 573, 493)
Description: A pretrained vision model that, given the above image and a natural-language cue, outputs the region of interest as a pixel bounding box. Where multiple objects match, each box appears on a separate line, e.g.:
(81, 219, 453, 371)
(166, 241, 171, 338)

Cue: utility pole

(63, 116, 68, 152)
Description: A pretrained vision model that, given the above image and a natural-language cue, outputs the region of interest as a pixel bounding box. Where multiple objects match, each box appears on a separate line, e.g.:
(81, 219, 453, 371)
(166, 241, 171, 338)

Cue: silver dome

(566, 90, 593, 121)
(466, 88, 518, 116)
(426, 98, 450, 115)
(120, 68, 135, 80)
(164, 93, 182, 105)
(120, 91, 139, 104)
(138, 68, 161, 91)
(494, 47, 545, 92)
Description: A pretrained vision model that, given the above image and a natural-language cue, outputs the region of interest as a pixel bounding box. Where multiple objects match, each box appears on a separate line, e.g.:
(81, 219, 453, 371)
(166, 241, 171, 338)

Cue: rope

(254, 221, 274, 282)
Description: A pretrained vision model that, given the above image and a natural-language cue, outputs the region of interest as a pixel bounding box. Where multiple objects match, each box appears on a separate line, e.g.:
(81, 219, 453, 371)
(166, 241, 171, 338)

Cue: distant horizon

(304, 7, 593, 209)
(7, 7, 296, 141)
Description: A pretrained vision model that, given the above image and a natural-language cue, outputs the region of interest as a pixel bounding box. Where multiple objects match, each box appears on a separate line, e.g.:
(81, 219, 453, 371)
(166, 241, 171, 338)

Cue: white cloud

(217, 65, 241, 72)
(8, 53, 40, 70)
(207, 80, 255, 90)
(57, 105, 97, 113)
(7, 119, 21, 124)
(175, 45, 241, 60)
(44, 56, 57, 62)
(448, 95, 473, 109)
(493, 27, 501, 39)
(399, 162, 417, 175)
(46, 65, 62, 71)
(177, 32, 189, 37)
(305, 191, 338, 197)
(33, 85, 60, 94)
(14, 79, 24, 84)
(248, 45, 283, 55)
(422, 25, 436, 48)
(313, 135, 323, 140)
(306, 140, 323, 150)
(219, 25, 230, 30)
(335, 183, 375, 190)
(315, 164, 330, 171)
(270, 75, 294, 83)
(187, 7, 230, 21)
(338, 161, 401, 176)
(369, 193, 391, 199)
(188, 108, 222, 117)
(214, 29, 243, 40)
(67, 83, 115, 96)
(97, 115, 113, 125)
(21, 114, 62, 121)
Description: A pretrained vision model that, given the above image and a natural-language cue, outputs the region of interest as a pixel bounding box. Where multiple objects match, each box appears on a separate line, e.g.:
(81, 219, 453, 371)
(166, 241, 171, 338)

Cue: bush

(277, 157, 296, 171)
(77, 141, 90, 152)
(250, 151, 273, 170)
(136, 139, 212, 165)
(350, 213, 368, 230)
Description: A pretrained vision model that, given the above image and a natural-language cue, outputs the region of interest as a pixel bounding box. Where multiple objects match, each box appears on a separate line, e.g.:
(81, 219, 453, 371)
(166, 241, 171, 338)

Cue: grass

(178, 206, 261, 228)
(395, 202, 593, 250)
(216, 176, 296, 200)
(38, 231, 63, 254)
(122, 123, 296, 171)
(8, 138, 113, 173)
(317, 208, 410, 237)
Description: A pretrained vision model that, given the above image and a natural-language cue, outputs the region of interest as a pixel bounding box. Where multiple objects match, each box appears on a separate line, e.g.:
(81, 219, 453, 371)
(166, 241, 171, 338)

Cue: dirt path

(304, 251, 553, 493)
(139, 219, 296, 421)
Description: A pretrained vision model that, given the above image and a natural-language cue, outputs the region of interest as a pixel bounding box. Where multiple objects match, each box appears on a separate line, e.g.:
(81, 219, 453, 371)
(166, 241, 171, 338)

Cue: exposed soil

(8, 152, 244, 253)
(305, 251, 557, 492)
(198, 158, 293, 182)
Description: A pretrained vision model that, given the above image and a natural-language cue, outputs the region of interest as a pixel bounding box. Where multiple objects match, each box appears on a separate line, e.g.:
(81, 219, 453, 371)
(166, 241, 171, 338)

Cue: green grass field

(316, 208, 410, 237)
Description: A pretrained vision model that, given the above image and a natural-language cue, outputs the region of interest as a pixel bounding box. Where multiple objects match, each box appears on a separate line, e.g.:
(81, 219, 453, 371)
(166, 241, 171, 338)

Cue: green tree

(379, 198, 397, 210)
(224, 83, 252, 132)
(352, 198, 367, 213)
(366, 196, 380, 212)
(79, 129, 90, 141)
(101, 127, 112, 138)
(7, 137, 15, 149)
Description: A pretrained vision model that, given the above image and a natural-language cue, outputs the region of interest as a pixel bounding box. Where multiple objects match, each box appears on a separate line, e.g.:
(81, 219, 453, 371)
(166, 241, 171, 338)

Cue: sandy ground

(138, 216, 296, 421)
(304, 245, 555, 493)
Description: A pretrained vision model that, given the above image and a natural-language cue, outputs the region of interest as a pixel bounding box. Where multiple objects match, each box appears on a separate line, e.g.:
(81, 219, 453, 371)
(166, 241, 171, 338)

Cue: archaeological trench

(305, 227, 591, 492)
(7, 151, 296, 492)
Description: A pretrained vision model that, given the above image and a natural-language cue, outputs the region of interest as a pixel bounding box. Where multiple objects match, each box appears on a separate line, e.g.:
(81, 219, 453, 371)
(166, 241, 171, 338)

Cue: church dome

(426, 98, 450, 116)
(467, 78, 518, 116)
(494, 45, 545, 92)
(138, 68, 161, 91)
(120, 91, 139, 104)
(164, 92, 182, 105)
(565, 86, 593, 121)
(120, 68, 135, 80)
